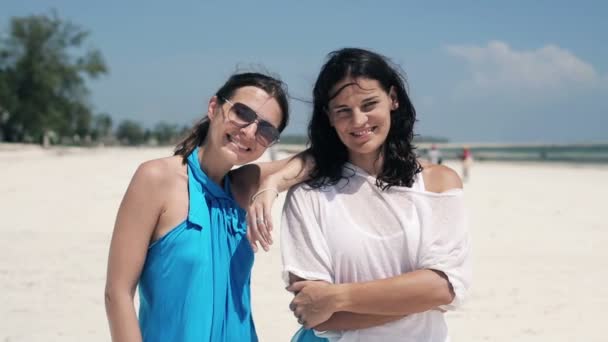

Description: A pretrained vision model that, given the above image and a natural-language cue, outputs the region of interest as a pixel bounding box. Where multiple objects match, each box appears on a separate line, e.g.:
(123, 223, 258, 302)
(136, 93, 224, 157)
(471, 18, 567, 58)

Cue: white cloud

(445, 41, 601, 96)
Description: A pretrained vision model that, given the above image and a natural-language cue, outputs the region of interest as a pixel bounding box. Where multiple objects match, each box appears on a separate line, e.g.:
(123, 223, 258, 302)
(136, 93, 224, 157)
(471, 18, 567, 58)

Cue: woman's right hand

(246, 186, 279, 252)
(243, 150, 314, 252)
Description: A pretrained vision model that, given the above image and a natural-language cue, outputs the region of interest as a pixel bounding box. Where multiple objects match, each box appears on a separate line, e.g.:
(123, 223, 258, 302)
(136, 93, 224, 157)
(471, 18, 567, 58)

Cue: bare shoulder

(132, 155, 184, 188)
(420, 162, 463, 193)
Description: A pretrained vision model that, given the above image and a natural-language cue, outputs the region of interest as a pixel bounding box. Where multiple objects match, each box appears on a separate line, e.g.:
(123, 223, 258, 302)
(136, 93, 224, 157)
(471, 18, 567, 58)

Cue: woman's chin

(219, 146, 242, 165)
(345, 139, 383, 156)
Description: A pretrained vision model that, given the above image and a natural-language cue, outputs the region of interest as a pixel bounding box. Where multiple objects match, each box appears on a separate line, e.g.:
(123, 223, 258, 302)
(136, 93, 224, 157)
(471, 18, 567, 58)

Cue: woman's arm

(288, 270, 451, 328)
(105, 161, 166, 342)
(287, 274, 405, 331)
(315, 312, 404, 331)
(232, 149, 313, 251)
(233, 149, 313, 197)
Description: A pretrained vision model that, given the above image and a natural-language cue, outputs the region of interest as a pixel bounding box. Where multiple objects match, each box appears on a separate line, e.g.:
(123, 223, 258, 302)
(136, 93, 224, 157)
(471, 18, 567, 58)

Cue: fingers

(294, 309, 304, 325)
(245, 213, 259, 253)
(247, 188, 279, 252)
(246, 209, 269, 252)
(255, 205, 271, 250)
(290, 300, 307, 327)
(287, 280, 307, 293)
(245, 223, 257, 253)
(263, 205, 273, 234)
(251, 219, 268, 252)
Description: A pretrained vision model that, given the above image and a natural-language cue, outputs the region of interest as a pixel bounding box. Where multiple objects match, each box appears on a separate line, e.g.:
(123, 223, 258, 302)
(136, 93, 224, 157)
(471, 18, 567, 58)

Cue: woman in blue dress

(104, 72, 293, 341)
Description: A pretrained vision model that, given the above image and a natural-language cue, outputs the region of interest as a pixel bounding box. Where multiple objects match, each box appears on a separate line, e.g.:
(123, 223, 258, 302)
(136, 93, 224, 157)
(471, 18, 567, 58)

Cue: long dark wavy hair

(307, 47, 421, 190)
(174, 72, 290, 162)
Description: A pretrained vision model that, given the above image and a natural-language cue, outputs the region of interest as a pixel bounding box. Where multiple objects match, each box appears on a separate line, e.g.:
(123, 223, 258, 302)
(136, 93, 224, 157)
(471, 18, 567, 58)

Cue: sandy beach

(1, 145, 606, 341)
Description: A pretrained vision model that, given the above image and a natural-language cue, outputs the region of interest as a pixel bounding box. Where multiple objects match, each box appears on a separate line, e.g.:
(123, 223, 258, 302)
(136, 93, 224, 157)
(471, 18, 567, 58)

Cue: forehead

(230, 86, 283, 127)
(328, 77, 384, 106)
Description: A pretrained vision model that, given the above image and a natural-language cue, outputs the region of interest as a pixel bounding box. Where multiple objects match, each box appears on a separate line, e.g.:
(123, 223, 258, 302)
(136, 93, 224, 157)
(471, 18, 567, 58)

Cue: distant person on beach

(104, 72, 306, 342)
(427, 143, 442, 164)
(255, 48, 472, 341)
(460, 146, 473, 182)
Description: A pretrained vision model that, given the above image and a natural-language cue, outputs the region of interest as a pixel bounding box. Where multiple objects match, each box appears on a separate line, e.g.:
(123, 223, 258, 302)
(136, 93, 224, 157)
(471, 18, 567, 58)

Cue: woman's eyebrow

(361, 96, 380, 103)
(332, 104, 350, 110)
(330, 96, 381, 110)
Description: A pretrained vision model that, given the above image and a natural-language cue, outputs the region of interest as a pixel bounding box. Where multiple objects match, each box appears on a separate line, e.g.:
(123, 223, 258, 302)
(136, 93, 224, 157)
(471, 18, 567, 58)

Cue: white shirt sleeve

(415, 191, 473, 310)
(281, 185, 333, 286)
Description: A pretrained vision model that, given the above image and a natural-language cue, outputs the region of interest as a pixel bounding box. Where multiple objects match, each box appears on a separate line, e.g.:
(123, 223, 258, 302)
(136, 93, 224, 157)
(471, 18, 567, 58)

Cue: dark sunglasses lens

(257, 123, 279, 146)
(229, 101, 279, 146)
(231, 103, 257, 124)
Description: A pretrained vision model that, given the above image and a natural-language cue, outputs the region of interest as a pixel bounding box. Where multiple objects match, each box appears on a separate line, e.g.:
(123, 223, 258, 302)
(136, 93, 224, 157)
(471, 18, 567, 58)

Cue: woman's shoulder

(419, 161, 463, 193)
(133, 155, 185, 187)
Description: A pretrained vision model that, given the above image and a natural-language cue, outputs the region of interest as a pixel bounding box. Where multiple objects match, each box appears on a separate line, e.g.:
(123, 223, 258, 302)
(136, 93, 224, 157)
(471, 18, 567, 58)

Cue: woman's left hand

(246, 186, 279, 252)
(288, 281, 340, 328)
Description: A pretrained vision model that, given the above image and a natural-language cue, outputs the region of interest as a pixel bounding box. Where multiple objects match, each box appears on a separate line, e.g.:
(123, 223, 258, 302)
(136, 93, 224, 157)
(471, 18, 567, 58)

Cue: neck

(349, 149, 383, 176)
(197, 143, 232, 186)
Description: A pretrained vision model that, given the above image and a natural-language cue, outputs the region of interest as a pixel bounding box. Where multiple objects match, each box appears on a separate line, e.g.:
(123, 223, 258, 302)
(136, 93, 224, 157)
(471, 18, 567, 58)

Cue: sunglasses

(221, 98, 281, 147)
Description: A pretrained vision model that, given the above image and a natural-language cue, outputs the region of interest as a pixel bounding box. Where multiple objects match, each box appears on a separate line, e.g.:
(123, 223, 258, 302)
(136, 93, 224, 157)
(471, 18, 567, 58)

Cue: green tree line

(0, 12, 190, 146)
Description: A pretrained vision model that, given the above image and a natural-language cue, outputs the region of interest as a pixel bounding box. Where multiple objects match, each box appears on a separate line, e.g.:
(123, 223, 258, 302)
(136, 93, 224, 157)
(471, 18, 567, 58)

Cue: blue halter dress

(138, 147, 257, 341)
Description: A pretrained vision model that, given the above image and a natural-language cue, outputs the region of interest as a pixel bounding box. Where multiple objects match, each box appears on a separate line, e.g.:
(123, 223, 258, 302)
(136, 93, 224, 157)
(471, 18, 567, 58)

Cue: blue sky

(2, 0, 607, 143)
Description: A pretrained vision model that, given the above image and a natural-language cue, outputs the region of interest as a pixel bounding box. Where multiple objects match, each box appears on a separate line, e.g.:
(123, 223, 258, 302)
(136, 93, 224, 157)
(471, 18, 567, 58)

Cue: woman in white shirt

(281, 48, 472, 342)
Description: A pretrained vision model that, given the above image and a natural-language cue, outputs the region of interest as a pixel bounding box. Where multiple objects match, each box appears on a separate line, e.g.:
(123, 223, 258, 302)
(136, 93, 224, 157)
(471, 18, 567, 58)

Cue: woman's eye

(362, 102, 377, 111)
(236, 107, 253, 121)
(335, 109, 350, 117)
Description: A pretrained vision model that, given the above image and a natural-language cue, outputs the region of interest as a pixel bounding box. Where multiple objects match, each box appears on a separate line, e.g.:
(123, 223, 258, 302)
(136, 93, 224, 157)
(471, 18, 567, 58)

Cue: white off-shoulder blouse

(281, 163, 472, 342)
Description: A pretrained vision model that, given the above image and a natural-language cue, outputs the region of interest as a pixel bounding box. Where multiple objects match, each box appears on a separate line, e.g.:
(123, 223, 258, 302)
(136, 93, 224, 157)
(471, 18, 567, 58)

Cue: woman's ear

(389, 87, 399, 110)
(207, 96, 220, 121)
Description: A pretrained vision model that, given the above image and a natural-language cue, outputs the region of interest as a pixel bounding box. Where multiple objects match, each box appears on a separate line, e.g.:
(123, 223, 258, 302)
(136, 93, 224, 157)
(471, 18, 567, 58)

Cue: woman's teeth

(228, 135, 249, 151)
(351, 127, 374, 137)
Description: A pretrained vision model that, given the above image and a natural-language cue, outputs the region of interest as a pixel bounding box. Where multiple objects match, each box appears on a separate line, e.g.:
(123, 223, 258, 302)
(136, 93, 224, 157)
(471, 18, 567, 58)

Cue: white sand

(1, 146, 606, 341)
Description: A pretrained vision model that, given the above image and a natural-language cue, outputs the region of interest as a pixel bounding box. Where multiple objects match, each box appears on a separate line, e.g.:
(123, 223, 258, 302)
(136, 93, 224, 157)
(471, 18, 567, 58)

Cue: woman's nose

(240, 121, 259, 140)
(352, 108, 368, 125)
